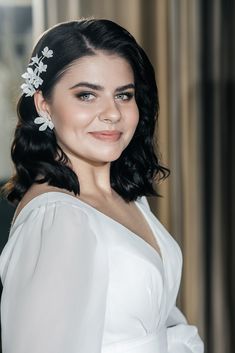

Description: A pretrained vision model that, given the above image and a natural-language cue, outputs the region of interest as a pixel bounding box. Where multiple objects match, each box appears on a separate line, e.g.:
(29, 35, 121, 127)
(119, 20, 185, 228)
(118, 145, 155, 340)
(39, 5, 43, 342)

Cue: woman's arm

(166, 305, 204, 353)
(0, 202, 109, 353)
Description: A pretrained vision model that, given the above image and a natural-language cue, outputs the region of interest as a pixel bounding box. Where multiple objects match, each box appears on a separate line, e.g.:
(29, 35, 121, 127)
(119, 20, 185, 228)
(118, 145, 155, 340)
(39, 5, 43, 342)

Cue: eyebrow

(69, 81, 135, 92)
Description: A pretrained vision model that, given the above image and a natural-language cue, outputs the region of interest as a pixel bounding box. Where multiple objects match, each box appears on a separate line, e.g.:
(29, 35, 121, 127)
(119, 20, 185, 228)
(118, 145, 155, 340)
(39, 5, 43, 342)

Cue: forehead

(59, 52, 134, 86)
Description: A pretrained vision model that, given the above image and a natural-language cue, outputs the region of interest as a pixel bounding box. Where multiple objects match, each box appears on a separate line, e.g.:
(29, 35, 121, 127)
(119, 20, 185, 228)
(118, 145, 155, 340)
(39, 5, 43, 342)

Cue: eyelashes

(75, 92, 94, 101)
(74, 91, 135, 102)
(115, 92, 135, 101)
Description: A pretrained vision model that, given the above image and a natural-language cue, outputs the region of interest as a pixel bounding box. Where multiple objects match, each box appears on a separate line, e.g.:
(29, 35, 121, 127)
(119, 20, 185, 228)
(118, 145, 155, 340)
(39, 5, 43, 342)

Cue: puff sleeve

(166, 305, 204, 352)
(0, 201, 109, 353)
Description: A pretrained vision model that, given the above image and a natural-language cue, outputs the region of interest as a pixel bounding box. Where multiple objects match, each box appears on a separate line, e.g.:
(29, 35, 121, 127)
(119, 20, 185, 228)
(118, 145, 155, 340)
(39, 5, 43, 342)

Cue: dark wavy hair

(2, 18, 169, 204)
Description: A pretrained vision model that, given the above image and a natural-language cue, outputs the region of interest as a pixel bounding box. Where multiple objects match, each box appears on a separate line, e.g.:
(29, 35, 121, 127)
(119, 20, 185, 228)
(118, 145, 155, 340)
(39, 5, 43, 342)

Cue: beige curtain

(154, 0, 205, 330)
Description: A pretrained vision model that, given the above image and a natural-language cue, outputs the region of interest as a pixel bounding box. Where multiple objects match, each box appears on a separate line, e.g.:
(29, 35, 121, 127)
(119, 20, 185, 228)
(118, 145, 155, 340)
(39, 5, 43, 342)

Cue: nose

(98, 97, 121, 123)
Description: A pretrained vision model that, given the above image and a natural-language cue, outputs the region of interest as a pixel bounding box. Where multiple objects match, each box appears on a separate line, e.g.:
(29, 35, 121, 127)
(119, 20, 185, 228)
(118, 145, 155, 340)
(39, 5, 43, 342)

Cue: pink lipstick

(89, 131, 122, 141)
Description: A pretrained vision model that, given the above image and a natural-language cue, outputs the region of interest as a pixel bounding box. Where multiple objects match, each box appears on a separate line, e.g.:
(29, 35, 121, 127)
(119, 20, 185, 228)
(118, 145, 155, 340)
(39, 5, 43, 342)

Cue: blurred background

(0, 0, 234, 352)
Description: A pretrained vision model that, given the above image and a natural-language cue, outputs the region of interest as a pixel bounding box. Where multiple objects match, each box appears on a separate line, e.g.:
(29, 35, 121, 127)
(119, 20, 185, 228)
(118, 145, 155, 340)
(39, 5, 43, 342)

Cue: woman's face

(45, 52, 139, 166)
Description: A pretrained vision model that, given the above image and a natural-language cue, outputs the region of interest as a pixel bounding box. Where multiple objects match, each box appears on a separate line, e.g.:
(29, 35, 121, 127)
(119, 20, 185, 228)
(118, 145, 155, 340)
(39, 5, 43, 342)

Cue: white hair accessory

(21, 47, 53, 97)
(34, 111, 54, 131)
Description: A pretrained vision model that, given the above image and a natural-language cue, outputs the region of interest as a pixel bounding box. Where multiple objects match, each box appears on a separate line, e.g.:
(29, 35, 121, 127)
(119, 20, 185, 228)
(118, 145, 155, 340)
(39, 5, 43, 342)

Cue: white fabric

(0, 192, 204, 353)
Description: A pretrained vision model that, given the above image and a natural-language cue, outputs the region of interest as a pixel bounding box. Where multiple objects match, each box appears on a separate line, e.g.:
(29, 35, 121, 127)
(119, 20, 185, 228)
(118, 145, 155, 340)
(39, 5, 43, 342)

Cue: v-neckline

(12, 191, 163, 262)
(74, 195, 163, 262)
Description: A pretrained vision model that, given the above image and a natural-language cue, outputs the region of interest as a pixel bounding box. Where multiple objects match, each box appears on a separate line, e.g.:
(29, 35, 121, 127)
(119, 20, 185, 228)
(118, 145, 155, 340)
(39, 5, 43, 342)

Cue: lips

(89, 131, 122, 141)
(90, 130, 121, 135)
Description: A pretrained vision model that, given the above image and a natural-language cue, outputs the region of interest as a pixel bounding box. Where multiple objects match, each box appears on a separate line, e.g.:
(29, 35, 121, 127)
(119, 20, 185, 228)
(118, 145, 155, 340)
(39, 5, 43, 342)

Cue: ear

(34, 90, 51, 116)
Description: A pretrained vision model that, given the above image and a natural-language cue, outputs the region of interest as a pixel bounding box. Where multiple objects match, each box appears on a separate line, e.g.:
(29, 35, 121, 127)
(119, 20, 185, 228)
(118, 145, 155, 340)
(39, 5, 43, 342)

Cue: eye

(115, 92, 135, 101)
(75, 92, 96, 101)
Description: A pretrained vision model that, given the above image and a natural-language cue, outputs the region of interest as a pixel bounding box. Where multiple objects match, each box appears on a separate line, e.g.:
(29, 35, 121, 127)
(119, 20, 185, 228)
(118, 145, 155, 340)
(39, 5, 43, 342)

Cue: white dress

(0, 192, 204, 353)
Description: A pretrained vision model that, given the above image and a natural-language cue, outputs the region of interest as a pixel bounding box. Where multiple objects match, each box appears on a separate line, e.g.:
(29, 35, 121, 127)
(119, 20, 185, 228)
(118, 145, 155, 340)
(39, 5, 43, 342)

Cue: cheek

(126, 104, 139, 128)
(52, 106, 93, 130)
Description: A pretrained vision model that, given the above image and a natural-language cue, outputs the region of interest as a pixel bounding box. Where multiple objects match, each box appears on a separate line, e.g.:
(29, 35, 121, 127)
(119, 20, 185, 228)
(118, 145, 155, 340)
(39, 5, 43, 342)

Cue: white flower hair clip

(34, 111, 54, 132)
(21, 46, 53, 97)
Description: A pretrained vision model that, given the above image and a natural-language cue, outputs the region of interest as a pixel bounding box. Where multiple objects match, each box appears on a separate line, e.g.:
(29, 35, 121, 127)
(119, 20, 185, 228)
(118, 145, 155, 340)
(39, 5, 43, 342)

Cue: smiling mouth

(89, 131, 122, 141)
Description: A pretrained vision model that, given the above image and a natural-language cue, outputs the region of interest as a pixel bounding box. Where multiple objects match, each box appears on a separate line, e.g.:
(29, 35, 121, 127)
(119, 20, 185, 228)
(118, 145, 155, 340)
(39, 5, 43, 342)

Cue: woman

(0, 19, 204, 353)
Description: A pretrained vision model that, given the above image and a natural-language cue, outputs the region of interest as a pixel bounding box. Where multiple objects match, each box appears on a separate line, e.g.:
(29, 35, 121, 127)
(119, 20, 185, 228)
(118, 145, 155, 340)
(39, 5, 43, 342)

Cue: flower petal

(46, 50, 53, 58)
(34, 117, 46, 124)
(42, 46, 53, 58)
(48, 121, 54, 130)
(25, 90, 36, 97)
(34, 77, 43, 88)
(21, 72, 30, 79)
(30, 54, 40, 65)
(39, 122, 48, 131)
(20, 83, 28, 90)
(38, 62, 47, 73)
(21, 83, 36, 96)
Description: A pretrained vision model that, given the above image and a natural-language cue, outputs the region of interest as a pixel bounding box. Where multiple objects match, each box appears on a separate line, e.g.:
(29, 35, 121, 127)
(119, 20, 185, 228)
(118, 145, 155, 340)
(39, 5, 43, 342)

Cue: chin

(94, 150, 123, 163)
